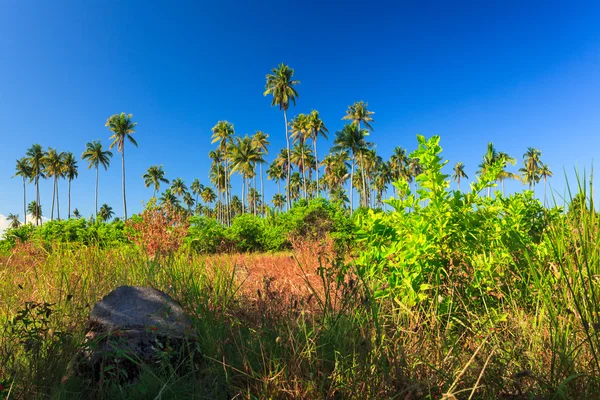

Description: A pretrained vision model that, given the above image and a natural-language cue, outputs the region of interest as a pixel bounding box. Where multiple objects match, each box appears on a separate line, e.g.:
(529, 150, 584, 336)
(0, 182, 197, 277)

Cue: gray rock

(76, 286, 199, 381)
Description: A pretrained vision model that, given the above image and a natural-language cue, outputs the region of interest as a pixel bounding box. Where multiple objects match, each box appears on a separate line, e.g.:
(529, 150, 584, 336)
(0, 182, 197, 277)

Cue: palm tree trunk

(314, 136, 319, 197)
(544, 177, 547, 206)
(457, 178, 461, 192)
(36, 176, 40, 226)
(242, 180, 245, 214)
(502, 179, 505, 195)
(95, 166, 99, 218)
(277, 179, 281, 195)
(360, 157, 367, 207)
(284, 109, 291, 210)
(260, 164, 264, 216)
(350, 157, 355, 212)
(301, 144, 307, 199)
(51, 176, 56, 221)
(68, 179, 71, 219)
(56, 177, 60, 220)
(23, 178, 27, 225)
(121, 148, 127, 220)
(225, 159, 231, 226)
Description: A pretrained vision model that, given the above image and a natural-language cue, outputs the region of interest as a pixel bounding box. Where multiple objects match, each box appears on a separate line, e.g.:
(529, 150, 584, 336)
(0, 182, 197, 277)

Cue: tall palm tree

(478, 143, 516, 196)
(290, 140, 313, 199)
(43, 148, 65, 220)
(452, 162, 468, 191)
(106, 112, 138, 220)
(6, 213, 21, 229)
(306, 110, 328, 197)
(159, 189, 179, 208)
(229, 135, 260, 213)
(171, 178, 188, 198)
(13, 158, 31, 225)
(82, 141, 113, 217)
(72, 208, 82, 219)
(539, 163, 553, 205)
(200, 186, 217, 208)
(98, 204, 114, 222)
(26, 144, 46, 226)
(183, 191, 195, 212)
(321, 151, 350, 196)
(252, 131, 270, 214)
(27, 201, 42, 225)
(143, 165, 169, 197)
(63, 152, 78, 219)
(209, 149, 225, 222)
(332, 124, 372, 211)
(264, 63, 300, 210)
(190, 178, 204, 206)
(521, 147, 542, 192)
(267, 163, 284, 196)
(290, 114, 310, 197)
(390, 146, 411, 195)
(272, 193, 285, 211)
(211, 121, 235, 225)
(342, 101, 375, 205)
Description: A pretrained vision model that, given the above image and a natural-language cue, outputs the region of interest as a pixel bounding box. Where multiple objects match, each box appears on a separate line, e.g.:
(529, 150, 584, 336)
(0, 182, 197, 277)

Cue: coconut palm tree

(332, 124, 372, 211)
(452, 162, 468, 191)
(190, 178, 204, 206)
(13, 158, 31, 225)
(201, 186, 217, 207)
(264, 63, 300, 210)
(98, 204, 114, 222)
(521, 147, 542, 192)
(143, 165, 169, 198)
(321, 151, 350, 196)
(290, 141, 313, 199)
(63, 152, 78, 219)
(209, 149, 225, 222)
(183, 191, 195, 212)
(267, 163, 285, 196)
(6, 214, 21, 229)
(272, 193, 285, 211)
(106, 112, 138, 220)
(159, 189, 179, 207)
(539, 163, 553, 205)
(26, 144, 46, 226)
(289, 113, 310, 197)
(306, 110, 328, 197)
(43, 148, 65, 220)
(27, 201, 42, 225)
(211, 121, 235, 224)
(252, 131, 270, 214)
(170, 178, 188, 198)
(73, 208, 82, 219)
(82, 140, 113, 217)
(229, 135, 260, 213)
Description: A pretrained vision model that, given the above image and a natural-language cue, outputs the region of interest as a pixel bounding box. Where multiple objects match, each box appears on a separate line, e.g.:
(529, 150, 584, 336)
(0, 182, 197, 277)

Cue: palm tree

(63, 152, 78, 219)
(209, 149, 225, 222)
(264, 63, 300, 210)
(452, 162, 468, 191)
(106, 112, 138, 220)
(332, 124, 372, 211)
(43, 148, 65, 220)
(229, 135, 260, 213)
(143, 165, 169, 197)
(272, 193, 285, 211)
(289, 114, 310, 197)
(6, 214, 21, 229)
(267, 163, 285, 196)
(390, 146, 411, 195)
(211, 121, 235, 225)
(478, 143, 516, 196)
(26, 144, 46, 226)
(159, 189, 179, 207)
(252, 131, 270, 214)
(190, 178, 204, 206)
(73, 208, 82, 219)
(183, 191, 195, 212)
(306, 110, 328, 197)
(82, 140, 113, 217)
(321, 151, 350, 196)
(539, 164, 553, 205)
(27, 201, 42, 225)
(201, 186, 217, 208)
(171, 177, 188, 198)
(13, 158, 31, 225)
(98, 204, 114, 222)
(290, 141, 313, 199)
(521, 147, 542, 192)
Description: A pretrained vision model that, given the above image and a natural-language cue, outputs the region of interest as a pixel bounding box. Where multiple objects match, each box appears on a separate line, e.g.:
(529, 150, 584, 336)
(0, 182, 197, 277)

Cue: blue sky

(1, 0, 599, 222)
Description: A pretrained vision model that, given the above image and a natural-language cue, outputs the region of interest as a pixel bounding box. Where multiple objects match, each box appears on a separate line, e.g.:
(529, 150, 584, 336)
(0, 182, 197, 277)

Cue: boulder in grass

(76, 286, 199, 381)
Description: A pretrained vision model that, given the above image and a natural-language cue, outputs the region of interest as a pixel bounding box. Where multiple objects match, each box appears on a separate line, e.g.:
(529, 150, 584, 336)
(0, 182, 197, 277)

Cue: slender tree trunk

(544, 177, 547, 206)
(95, 166, 99, 218)
(56, 177, 60, 220)
(314, 136, 320, 197)
(260, 164, 264, 216)
(350, 157, 355, 212)
(121, 148, 127, 220)
(502, 179, 505, 195)
(278, 179, 281, 195)
(225, 159, 230, 226)
(284, 109, 291, 210)
(242, 180, 245, 214)
(457, 177, 461, 192)
(301, 143, 307, 199)
(68, 179, 71, 219)
(360, 156, 367, 207)
(51, 176, 56, 221)
(23, 178, 26, 225)
(36, 175, 40, 226)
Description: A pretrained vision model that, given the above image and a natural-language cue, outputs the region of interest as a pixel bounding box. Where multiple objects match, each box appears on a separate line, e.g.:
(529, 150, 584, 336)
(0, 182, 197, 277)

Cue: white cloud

(0, 214, 10, 238)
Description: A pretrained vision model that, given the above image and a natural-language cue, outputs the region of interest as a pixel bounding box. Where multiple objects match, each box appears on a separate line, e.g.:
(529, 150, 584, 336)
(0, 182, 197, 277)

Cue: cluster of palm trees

(9, 64, 554, 227)
(11, 113, 136, 225)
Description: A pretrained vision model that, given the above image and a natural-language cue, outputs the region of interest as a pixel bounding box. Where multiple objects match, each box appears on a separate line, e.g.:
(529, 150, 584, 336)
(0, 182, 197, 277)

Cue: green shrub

(185, 216, 228, 254)
(227, 214, 265, 252)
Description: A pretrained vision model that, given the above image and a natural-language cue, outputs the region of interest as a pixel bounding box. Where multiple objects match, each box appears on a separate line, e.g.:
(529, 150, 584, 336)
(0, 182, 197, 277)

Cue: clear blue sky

(1, 0, 599, 221)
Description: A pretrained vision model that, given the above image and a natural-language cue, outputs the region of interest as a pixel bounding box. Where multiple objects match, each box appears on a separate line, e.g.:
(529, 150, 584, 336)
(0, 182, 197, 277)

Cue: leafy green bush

(185, 216, 228, 253)
(227, 214, 265, 252)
